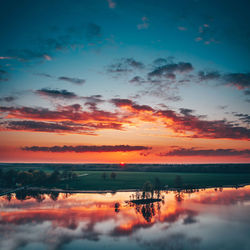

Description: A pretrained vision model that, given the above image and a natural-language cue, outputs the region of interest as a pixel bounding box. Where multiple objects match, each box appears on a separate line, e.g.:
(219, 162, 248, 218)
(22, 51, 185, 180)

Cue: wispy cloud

(0, 96, 17, 102)
(137, 16, 149, 30)
(58, 76, 86, 85)
(159, 147, 250, 157)
(1, 120, 122, 135)
(36, 88, 77, 99)
(107, 0, 116, 9)
(0, 68, 8, 82)
(22, 144, 151, 153)
(107, 58, 144, 74)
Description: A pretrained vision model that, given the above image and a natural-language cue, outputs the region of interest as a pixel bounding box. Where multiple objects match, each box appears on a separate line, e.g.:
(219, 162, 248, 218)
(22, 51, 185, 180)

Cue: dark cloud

(163, 112, 250, 139)
(36, 73, 86, 86)
(82, 95, 104, 104)
(58, 76, 86, 85)
(22, 145, 151, 153)
(111, 98, 250, 139)
(233, 112, 250, 125)
(0, 69, 8, 82)
(152, 58, 172, 66)
(7, 49, 52, 62)
(179, 108, 194, 116)
(148, 62, 193, 79)
(1, 120, 90, 134)
(138, 232, 201, 250)
(124, 57, 250, 100)
(110, 222, 152, 237)
(218, 105, 228, 110)
(0, 104, 119, 123)
(160, 147, 250, 157)
(0, 96, 16, 102)
(110, 98, 133, 107)
(198, 71, 250, 91)
(36, 88, 77, 99)
(129, 76, 146, 85)
(35, 73, 52, 78)
(107, 58, 144, 74)
(126, 59, 193, 100)
(223, 73, 250, 89)
(111, 98, 154, 112)
(198, 71, 221, 81)
(0, 120, 123, 134)
(183, 215, 198, 225)
(4, 22, 102, 64)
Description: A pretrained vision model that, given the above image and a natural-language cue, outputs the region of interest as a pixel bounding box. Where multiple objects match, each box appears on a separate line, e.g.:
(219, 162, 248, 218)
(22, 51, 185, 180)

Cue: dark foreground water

(1, 186, 250, 250)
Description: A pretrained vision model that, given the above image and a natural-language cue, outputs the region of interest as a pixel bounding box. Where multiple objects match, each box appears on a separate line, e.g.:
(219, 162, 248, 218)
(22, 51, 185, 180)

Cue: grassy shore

(51, 171, 250, 190)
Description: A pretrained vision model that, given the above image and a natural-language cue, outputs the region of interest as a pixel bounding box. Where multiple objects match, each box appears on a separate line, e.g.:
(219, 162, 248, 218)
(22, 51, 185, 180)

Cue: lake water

(1, 186, 250, 250)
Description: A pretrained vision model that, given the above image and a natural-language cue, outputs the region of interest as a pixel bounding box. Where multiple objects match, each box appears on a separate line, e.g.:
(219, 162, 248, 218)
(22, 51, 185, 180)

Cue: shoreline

(1, 183, 249, 196)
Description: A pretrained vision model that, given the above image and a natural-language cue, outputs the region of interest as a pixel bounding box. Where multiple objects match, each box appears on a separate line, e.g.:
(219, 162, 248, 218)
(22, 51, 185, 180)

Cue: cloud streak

(36, 88, 77, 99)
(107, 58, 144, 74)
(160, 147, 250, 157)
(58, 76, 86, 85)
(0, 120, 123, 134)
(22, 145, 151, 153)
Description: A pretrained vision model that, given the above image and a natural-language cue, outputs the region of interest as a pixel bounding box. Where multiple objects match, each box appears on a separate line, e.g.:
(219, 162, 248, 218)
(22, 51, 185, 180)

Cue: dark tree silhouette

(49, 170, 60, 184)
(175, 191, 184, 203)
(15, 190, 28, 201)
(50, 192, 59, 201)
(4, 169, 18, 187)
(154, 177, 161, 198)
(141, 203, 155, 222)
(17, 171, 33, 185)
(32, 170, 48, 184)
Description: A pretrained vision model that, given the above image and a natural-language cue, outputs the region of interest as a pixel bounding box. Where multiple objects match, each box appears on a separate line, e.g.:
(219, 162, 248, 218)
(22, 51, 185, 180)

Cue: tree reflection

(131, 202, 160, 223)
(175, 191, 184, 203)
(9, 190, 60, 202)
(50, 192, 59, 201)
(114, 202, 120, 213)
(5, 193, 12, 202)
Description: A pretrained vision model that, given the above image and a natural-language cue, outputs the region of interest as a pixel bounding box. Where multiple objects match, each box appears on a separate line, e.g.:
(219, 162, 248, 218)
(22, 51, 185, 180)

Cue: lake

(1, 186, 250, 250)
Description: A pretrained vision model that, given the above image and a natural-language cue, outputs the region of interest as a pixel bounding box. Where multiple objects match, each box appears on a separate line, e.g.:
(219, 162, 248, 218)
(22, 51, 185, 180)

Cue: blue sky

(0, 0, 249, 163)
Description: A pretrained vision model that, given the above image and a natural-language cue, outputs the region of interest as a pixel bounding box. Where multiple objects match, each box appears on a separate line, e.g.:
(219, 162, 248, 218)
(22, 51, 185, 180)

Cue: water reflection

(1, 186, 250, 250)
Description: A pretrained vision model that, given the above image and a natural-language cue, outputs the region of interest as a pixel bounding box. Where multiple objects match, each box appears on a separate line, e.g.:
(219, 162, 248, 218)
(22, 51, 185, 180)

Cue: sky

(0, 0, 250, 163)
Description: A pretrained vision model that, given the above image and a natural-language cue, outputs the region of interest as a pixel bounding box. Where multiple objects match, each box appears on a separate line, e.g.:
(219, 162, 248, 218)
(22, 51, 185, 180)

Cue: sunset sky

(0, 0, 249, 163)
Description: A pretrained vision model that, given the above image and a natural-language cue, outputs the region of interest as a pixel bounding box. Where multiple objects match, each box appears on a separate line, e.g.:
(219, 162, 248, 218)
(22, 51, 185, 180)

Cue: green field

(52, 171, 250, 190)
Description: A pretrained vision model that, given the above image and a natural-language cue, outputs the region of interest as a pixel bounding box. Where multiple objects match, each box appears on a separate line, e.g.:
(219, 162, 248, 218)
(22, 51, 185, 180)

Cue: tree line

(0, 169, 76, 188)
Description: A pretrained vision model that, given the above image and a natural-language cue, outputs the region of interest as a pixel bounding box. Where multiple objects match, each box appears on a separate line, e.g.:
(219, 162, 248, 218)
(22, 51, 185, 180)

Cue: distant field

(1, 164, 250, 191)
(52, 171, 250, 190)
(1, 163, 250, 173)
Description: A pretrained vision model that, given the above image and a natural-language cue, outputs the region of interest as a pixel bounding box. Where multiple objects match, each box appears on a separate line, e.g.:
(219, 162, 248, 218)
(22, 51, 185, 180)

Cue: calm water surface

(1, 186, 250, 250)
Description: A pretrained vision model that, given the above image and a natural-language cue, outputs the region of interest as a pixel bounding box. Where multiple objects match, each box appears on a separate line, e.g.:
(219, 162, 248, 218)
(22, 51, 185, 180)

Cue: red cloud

(1, 99, 250, 140)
